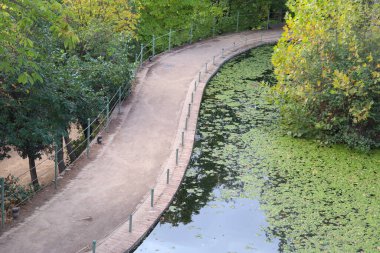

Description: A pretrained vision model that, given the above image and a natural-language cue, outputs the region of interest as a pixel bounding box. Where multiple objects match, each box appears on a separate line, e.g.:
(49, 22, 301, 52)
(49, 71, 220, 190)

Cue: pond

(134, 45, 380, 253)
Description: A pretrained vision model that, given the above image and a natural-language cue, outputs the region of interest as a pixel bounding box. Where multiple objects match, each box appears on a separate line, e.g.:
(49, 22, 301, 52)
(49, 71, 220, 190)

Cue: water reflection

(136, 191, 279, 253)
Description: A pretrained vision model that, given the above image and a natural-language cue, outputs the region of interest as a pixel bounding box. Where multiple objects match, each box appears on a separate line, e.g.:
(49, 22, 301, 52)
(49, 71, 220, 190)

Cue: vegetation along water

(135, 45, 380, 253)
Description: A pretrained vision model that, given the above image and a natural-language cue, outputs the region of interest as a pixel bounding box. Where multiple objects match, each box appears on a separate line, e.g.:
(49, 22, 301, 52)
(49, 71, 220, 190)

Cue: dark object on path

(12, 207, 20, 219)
(97, 136, 103, 144)
(269, 23, 285, 29)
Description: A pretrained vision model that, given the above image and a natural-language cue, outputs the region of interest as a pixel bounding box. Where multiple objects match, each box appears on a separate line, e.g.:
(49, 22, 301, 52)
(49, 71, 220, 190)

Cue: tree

(272, 0, 380, 151)
(0, 0, 78, 88)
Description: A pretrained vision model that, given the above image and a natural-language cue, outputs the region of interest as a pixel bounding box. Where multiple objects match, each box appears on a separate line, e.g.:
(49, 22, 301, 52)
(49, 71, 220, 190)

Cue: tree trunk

(57, 137, 65, 173)
(28, 156, 39, 190)
(64, 135, 76, 163)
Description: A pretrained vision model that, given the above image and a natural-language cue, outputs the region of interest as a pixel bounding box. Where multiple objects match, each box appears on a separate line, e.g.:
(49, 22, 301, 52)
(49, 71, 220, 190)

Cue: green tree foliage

(0, 0, 78, 86)
(0, 0, 137, 188)
(137, 0, 286, 52)
(272, 0, 380, 151)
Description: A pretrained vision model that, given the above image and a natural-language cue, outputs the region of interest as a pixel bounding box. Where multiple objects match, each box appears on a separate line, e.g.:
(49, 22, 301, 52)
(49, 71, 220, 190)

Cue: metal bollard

(150, 189, 154, 207)
(166, 169, 170, 184)
(140, 43, 144, 66)
(189, 23, 193, 44)
(185, 117, 188, 131)
(1, 177, 4, 229)
(188, 103, 191, 117)
(181, 131, 184, 147)
(168, 29, 172, 51)
(176, 148, 179, 165)
(118, 87, 122, 114)
(86, 118, 91, 158)
(152, 35, 156, 57)
(236, 11, 240, 32)
(54, 144, 58, 189)
(129, 214, 133, 232)
(194, 81, 197, 91)
(106, 97, 110, 133)
(92, 240, 96, 253)
(191, 92, 194, 103)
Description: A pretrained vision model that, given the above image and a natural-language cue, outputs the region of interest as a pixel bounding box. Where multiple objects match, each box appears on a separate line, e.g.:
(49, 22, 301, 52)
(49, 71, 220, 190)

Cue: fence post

(212, 18, 216, 37)
(168, 29, 172, 51)
(181, 131, 184, 147)
(150, 189, 154, 207)
(118, 87, 122, 114)
(106, 97, 110, 133)
(236, 11, 240, 32)
(194, 81, 197, 91)
(92, 240, 96, 253)
(185, 117, 188, 130)
(166, 169, 169, 184)
(191, 92, 194, 103)
(188, 103, 191, 117)
(54, 144, 58, 189)
(87, 118, 91, 158)
(129, 214, 133, 232)
(152, 35, 156, 57)
(1, 177, 4, 229)
(140, 43, 144, 66)
(189, 23, 193, 44)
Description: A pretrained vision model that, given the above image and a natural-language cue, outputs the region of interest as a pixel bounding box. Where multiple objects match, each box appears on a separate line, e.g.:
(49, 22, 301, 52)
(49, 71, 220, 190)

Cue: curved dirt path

(0, 30, 282, 253)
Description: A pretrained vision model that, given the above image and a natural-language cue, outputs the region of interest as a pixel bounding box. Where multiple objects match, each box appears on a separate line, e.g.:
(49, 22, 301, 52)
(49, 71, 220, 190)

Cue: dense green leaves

(272, 0, 380, 150)
(0, 0, 137, 187)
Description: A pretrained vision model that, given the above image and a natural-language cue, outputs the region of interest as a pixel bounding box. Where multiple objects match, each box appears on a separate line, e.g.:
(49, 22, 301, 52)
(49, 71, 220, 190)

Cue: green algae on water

(162, 45, 380, 252)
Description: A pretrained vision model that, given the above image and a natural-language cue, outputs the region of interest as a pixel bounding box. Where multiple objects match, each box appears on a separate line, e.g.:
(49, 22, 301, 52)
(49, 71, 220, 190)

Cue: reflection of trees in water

(162, 108, 244, 226)
(161, 46, 276, 227)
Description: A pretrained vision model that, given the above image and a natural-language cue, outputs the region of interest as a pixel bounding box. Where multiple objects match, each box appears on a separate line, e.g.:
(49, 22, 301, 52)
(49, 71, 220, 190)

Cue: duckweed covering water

(135, 45, 380, 253)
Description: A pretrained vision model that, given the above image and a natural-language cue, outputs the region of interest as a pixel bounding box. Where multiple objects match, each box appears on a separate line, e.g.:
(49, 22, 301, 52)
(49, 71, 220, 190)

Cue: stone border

(93, 32, 281, 253)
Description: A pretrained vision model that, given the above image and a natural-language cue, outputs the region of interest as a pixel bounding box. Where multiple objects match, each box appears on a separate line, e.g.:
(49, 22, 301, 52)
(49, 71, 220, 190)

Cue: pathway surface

(0, 29, 282, 253)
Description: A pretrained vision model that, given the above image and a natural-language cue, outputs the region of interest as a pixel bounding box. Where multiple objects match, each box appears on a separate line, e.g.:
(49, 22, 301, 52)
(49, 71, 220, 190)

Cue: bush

(272, 0, 380, 151)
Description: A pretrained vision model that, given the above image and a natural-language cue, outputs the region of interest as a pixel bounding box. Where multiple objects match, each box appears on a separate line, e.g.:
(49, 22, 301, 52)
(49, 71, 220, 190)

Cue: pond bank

(135, 45, 380, 252)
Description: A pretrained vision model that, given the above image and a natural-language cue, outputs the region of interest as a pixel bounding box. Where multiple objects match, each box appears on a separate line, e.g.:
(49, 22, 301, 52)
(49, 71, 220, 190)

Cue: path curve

(0, 29, 282, 253)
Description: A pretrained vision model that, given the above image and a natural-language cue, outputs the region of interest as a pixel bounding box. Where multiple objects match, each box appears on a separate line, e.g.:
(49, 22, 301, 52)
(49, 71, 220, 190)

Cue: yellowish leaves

(333, 70, 350, 90)
(367, 54, 373, 63)
(63, 0, 140, 35)
(350, 100, 374, 124)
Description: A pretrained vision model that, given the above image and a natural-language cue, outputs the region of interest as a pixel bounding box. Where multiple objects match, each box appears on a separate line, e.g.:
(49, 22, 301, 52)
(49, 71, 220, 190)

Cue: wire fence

(84, 32, 281, 253)
(0, 10, 284, 247)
